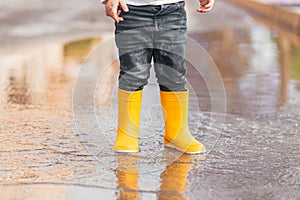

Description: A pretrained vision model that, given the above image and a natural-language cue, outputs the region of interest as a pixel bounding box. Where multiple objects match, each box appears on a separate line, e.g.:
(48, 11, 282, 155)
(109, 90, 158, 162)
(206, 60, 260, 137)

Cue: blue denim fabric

(115, 1, 187, 91)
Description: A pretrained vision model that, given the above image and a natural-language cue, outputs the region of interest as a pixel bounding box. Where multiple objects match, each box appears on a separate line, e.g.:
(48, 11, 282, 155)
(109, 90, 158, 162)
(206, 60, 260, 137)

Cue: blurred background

(0, 0, 299, 199)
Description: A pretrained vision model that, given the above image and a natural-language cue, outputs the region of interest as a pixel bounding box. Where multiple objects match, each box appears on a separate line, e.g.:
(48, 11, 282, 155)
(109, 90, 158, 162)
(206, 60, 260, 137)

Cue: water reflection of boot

(158, 154, 197, 200)
(115, 154, 140, 200)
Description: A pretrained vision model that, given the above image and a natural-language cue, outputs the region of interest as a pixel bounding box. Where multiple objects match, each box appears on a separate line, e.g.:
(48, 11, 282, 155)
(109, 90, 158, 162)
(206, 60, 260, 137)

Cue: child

(102, 0, 214, 154)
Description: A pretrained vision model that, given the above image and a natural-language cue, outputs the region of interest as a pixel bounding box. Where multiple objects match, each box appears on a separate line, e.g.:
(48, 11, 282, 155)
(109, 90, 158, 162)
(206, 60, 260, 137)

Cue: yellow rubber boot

(114, 89, 142, 153)
(160, 90, 206, 154)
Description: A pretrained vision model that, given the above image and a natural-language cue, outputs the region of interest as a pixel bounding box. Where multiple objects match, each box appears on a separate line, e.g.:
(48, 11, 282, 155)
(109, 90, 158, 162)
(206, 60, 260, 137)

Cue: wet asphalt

(0, 0, 300, 199)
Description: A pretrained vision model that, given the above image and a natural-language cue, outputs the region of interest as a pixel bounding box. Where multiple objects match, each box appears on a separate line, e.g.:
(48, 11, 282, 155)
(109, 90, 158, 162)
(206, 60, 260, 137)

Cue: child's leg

(114, 5, 156, 152)
(153, 2, 206, 154)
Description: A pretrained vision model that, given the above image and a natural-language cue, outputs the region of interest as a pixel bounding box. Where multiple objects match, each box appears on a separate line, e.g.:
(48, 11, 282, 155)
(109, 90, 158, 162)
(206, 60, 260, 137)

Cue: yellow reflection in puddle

(115, 152, 205, 200)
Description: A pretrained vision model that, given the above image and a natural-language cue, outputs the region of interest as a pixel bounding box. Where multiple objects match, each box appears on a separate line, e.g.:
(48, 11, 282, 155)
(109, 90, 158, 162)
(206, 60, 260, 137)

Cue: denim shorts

(115, 1, 187, 91)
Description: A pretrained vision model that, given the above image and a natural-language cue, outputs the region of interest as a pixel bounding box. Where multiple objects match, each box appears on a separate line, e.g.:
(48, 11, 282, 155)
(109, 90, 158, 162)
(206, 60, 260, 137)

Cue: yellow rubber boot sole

(160, 90, 206, 154)
(114, 89, 142, 153)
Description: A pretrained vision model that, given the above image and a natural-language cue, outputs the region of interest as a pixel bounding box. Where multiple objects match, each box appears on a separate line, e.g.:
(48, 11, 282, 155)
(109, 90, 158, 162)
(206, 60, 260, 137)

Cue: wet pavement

(0, 0, 300, 200)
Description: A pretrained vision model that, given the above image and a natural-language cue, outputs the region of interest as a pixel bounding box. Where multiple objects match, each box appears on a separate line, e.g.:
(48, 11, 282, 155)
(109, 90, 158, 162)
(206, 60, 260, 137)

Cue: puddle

(0, 2, 300, 200)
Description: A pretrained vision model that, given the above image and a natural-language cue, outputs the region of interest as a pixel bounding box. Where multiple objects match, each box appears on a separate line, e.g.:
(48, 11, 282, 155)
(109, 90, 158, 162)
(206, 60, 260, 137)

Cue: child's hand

(197, 0, 215, 13)
(105, 0, 129, 23)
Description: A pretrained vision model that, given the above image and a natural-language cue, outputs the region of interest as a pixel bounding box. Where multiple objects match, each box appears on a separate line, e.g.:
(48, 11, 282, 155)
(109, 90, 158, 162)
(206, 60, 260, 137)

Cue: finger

(109, 3, 121, 22)
(200, 0, 209, 6)
(196, 7, 212, 12)
(112, 12, 125, 22)
(203, 5, 212, 10)
(201, 5, 212, 10)
(119, 0, 129, 12)
(196, 8, 212, 12)
(112, 13, 120, 23)
(197, 0, 214, 12)
(204, 0, 214, 8)
(117, 9, 121, 15)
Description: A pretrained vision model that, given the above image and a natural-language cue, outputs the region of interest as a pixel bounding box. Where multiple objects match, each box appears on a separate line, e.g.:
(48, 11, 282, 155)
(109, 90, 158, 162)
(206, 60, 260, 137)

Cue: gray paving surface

(0, 0, 300, 199)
